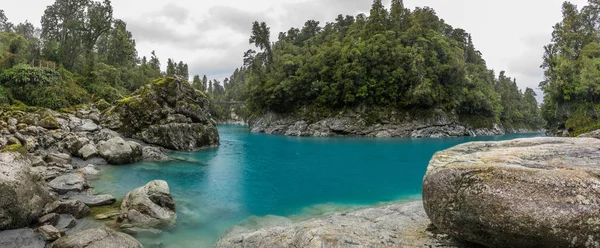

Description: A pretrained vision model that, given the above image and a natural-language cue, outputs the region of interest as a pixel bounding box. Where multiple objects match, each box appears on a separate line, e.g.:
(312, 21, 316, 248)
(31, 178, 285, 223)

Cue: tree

(0, 9, 13, 32)
(202, 75, 208, 92)
(249, 21, 272, 69)
(192, 75, 203, 91)
(166, 58, 176, 76)
(98, 19, 136, 67)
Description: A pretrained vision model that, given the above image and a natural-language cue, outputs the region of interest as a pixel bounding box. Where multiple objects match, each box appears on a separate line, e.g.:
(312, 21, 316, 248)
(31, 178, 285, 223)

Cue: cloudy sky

(2, 0, 589, 102)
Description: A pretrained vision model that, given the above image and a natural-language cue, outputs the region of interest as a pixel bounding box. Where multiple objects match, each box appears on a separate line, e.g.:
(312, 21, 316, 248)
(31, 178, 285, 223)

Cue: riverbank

(249, 109, 543, 138)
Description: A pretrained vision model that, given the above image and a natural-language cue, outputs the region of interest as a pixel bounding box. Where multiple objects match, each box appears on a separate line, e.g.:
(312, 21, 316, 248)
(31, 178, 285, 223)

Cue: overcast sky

(2, 0, 589, 102)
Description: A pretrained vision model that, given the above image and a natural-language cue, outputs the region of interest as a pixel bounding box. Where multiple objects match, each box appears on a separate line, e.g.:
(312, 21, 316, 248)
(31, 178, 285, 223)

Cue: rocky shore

(249, 110, 542, 138)
(0, 77, 219, 247)
(217, 134, 600, 248)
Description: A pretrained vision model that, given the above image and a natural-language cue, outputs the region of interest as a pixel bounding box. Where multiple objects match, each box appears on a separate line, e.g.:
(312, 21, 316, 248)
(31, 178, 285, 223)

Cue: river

(91, 125, 544, 247)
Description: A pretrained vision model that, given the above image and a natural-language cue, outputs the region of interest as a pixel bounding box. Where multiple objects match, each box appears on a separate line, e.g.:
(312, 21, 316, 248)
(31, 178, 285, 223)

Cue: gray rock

(101, 77, 220, 151)
(0, 228, 45, 248)
(76, 165, 98, 176)
(7, 118, 18, 126)
(77, 144, 98, 160)
(73, 119, 99, 132)
(45, 200, 90, 219)
(423, 137, 600, 248)
(38, 116, 61, 130)
(216, 201, 475, 248)
(579, 129, 600, 139)
(49, 228, 142, 248)
(70, 194, 116, 207)
(55, 214, 76, 233)
(38, 213, 60, 226)
(90, 129, 120, 144)
(97, 137, 142, 165)
(31, 165, 71, 181)
(62, 134, 90, 156)
(46, 152, 72, 165)
(119, 180, 176, 229)
(36, 225, 62, 241)
(48, 174, 88, 194)
(0, 152, 54, 229)
(142, 146, 169, 161)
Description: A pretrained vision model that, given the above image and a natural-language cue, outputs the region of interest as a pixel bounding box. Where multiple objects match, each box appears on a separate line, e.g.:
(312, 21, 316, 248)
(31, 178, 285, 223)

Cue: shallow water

(91, 125, 544, 247)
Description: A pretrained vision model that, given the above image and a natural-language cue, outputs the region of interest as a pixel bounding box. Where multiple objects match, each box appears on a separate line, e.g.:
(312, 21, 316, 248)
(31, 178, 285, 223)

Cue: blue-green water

(92, 125, 543, 247)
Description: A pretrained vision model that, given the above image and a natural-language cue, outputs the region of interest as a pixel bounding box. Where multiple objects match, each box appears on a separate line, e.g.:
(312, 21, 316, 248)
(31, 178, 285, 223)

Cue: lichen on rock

(101, 77, 219, 151)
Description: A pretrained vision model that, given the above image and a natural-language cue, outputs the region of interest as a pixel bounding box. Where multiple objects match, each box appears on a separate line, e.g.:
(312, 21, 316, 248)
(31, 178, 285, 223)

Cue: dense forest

(541, 1, 600, 136)
(239, 0, 543, 129)
(0, 0, 222, 110)
(0, 0, 543, 129)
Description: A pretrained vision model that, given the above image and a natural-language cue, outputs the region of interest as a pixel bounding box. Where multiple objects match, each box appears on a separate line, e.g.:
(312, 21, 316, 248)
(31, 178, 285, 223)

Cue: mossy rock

(95, 99, 111, 111)
(38, 116, 61, 129)
(3, 144, 27, 155)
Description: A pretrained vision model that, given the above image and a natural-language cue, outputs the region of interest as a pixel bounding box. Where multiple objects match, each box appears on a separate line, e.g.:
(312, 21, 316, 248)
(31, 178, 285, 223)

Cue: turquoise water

(92, 125, 544, 247)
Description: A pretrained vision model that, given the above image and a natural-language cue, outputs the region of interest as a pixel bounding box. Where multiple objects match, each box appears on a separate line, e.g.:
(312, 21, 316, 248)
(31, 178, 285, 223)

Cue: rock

(76, 165, 98, 176)
(7, 118, 18, 126)
(119, 180, 176, 229)
(38, 116, 61, 129)
(94, 212, 119, 220)
(215, 201, 475, 248)
(55, 214, 76, 233)
(46, 152, 72, 165)
(31, 166, 71, 181)
(90, 129, 120, 144)
(48, 174, 88, 194)
(102, 77, 220, 150)
(21, 126, 46, 136)
(77, 144, 98, 160)
(142, 146, 169, 161)
(7, 137, 20, 146)
(38, 213, 60, 226)
(36, 225, 62, 241)
(0, 228, 45, 248)
(422, 137, 600, 248)
(96, 137, 142, 165)
(579, 129, 600, 139)
(62, 134, 90, 156)
(121, 226, 162, 237)
(70, 194, 116, 207)
(49, 228, 142, 248)
(45, 200, 90, 219)
(0, 152, 54, 229)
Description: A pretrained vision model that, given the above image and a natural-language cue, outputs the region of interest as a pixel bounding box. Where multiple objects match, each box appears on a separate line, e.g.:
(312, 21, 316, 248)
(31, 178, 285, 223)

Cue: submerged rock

(96, 137, 142, 165)
(215, 201, 475, 248)
(102, 77, 219, 150)
(0, 152, 54, 230)
(119, 180, 176, 229)
(423, 137, 600, 248)
(49, 228, 142, 248)
(70, 193, 116, 207)
(45, 200, 90, 219)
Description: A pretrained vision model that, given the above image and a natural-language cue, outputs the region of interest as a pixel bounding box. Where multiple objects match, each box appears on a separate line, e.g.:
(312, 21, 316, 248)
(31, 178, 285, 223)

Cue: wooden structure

(30, 59, 56, 70)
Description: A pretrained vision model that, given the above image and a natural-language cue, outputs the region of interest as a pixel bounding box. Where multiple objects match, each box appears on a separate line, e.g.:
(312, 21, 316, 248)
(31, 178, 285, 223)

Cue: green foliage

(238, 0, 541, 129)
(541, 2, 600, 135)
(2, 144, 27, 155)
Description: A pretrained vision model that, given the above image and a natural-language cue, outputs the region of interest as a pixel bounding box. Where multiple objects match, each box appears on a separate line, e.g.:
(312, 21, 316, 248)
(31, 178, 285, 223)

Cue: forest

(240, 0, 543, 129)
(541, 0, 600, 136)
(0, 0, 543, 129)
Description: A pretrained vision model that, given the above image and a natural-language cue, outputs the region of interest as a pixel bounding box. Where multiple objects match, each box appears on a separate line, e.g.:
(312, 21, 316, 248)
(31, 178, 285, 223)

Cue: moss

(95, 99, 111, 111)
(38, 115, 60, 129)
(3, 144, 27, 155)
(565, 103, 600, 136)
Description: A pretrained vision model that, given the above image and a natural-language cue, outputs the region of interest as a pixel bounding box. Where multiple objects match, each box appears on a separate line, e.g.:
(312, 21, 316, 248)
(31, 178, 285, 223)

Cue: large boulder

(96, 137, 142, 165)
(48, 173, 88, 194)
(423, 137, 600, 248)
(49, 228, 142, 248)
(0, 152, 54, 230)
(215, 201, 474, 248)
(45, 200, 90, 219)
(0, 228, 45, 248)
(102, 77, 220, 150)
(119, 180, 176, 229)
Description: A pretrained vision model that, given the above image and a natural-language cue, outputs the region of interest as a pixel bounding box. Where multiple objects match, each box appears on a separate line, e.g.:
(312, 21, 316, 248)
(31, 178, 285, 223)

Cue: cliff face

(102, 77, 220, 150)
(249, 109, 538, 138)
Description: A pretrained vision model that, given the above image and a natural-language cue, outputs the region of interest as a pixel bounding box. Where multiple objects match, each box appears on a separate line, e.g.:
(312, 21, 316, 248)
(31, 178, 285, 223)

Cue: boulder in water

(49, 228, 142, 248)
(96, 137, 142, 165)
(423, 137, 600, 248)
(119, 180, 176, 229)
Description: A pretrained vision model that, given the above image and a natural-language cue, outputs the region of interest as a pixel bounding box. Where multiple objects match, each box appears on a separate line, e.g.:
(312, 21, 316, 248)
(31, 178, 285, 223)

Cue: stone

(119, 180, 176, 229)
(0, 228, 45, 248)
(38, 213, 60, 226)
(76, 165, 98, 176)
(101, 77, 220, 151)
(97, 137, 142, 165)
(45, 200, 90, 219)
(7, 137, 20, 146)
(38, 116, 61, 129)
(142, 146, 169, 161)
(70, 194, 116, 207)
(215, 201, 475, 248)
(36, 225, 62, 241)
(121, 227, 162, 237)
(31, 166, 70, 181)
(423, 137, 600, 248)
(62, 134, 90, 156)
(579, 129, 600, 139)
(49, 228, 142, 248)
(95, 212, 119, 220)
(0, 152, 54, 230)
(73, 119, 99, 132)
(48, 174, 88, 194)
(7, 118, 18, 126)
(46, 152, 72, 165)
(77, 144, 98, 160)
(55, 214, 76, 233)
(90, 129, 120, 144)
